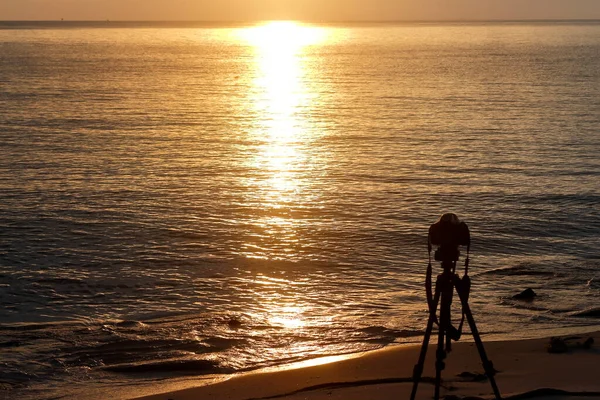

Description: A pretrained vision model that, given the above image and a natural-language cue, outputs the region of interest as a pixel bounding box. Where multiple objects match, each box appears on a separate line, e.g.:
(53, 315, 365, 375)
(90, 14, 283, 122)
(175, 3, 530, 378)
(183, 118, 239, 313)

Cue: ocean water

(0, 21, 599, 399)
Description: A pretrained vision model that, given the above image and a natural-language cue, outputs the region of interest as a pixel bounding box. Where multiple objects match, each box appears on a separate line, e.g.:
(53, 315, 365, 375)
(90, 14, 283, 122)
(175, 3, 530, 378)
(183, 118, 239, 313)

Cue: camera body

(429, 213, 470, 262)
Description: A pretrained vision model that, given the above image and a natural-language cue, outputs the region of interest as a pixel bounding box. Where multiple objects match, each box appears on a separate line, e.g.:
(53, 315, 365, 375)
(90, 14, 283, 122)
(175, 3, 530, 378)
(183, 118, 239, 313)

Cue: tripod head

(424, 213, 472, 321)
(428, 213, 470, 265)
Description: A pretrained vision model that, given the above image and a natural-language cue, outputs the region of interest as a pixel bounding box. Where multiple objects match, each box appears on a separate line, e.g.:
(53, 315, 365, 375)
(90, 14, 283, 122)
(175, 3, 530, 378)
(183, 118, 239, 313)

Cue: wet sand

(133, 331, 600, 400)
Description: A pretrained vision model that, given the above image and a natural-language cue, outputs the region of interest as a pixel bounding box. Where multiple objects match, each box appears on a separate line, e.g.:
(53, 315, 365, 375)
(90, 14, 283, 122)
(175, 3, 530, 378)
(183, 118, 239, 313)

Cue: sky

(1, 0, 600, 21)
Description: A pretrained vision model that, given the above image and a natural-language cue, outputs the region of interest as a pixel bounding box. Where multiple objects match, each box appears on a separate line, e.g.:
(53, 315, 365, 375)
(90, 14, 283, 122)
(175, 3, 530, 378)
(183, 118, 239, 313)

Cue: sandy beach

(133, 331, 600, 400)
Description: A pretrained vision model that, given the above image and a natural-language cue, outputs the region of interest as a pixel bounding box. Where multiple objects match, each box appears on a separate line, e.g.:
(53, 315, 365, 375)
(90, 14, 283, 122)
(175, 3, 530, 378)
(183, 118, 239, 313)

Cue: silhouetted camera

(429, 213, 470, 262)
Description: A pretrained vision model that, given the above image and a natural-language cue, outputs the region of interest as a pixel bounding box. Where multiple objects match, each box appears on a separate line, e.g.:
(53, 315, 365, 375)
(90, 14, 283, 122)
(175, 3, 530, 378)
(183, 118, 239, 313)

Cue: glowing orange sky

(1, 0, 600, 21)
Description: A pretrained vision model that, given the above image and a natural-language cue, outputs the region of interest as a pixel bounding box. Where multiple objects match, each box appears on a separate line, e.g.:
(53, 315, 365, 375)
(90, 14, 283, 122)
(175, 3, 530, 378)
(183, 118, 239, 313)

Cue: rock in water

(227, 317, 243, 329)
(512, 288, 536, 300)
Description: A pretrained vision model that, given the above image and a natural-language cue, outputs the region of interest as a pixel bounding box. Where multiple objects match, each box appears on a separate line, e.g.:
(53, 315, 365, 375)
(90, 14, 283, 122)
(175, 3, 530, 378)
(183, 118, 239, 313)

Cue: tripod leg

(434, 274, 452, 400)
(456, 284, 502, 400)
(434, 325, 446, 400)
(409, 311, 435, 400)
(410, 282, 442, 400)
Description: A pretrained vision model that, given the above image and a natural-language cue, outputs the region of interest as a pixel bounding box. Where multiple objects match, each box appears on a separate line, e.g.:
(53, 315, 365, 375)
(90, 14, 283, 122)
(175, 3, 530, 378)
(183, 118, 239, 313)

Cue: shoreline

(130, 328, 600, 400)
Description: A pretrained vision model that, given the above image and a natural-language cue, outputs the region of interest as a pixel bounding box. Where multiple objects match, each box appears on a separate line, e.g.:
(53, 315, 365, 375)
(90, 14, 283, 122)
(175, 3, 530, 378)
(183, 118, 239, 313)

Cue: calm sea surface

(0, 21, 599, 399)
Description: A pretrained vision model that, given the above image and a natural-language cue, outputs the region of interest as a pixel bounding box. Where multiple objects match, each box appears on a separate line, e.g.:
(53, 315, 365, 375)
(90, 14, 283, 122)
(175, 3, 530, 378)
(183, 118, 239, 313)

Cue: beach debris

(547, 336, 594, 353)
(456, 371, 488, 382)
(512, 288, 536, 300)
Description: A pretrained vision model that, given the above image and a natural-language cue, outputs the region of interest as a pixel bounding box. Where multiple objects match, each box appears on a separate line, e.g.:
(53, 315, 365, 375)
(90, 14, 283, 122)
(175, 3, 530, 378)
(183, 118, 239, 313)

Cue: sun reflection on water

(249, 274, 311, 330)
(238, 22, 328, 260)
(232, 23, 329, 355)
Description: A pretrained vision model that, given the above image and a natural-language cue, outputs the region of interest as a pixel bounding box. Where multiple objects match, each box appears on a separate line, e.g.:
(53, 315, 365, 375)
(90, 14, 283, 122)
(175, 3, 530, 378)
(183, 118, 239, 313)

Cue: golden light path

(240, 21, 326, 227)
(237, 22, 328, 335)
(238, 20, 327, 264)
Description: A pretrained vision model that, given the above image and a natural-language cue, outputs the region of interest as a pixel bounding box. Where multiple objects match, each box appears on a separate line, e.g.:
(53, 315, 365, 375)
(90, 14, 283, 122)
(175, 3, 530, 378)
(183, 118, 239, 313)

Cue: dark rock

(227, 317, 243, 329)
(512, 288, 536, 300)
(548, 337, 568, 353)
(547, 336, 595, 353)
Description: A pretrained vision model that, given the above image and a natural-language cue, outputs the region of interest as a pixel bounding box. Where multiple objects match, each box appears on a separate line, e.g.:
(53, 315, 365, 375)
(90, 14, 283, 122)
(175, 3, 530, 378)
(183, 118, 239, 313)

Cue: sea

(0, 20, 599, 400)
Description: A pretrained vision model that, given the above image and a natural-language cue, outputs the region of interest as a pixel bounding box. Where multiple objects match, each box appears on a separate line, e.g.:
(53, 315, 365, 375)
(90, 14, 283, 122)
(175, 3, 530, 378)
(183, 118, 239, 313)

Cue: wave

(0, 340, 21, 348)
(103, 359, 231, 375)
(358, 326, 422, 340)
(0, 321, 78, 332)
(570, 307, 600, 318)
(479, 265, 555, 277)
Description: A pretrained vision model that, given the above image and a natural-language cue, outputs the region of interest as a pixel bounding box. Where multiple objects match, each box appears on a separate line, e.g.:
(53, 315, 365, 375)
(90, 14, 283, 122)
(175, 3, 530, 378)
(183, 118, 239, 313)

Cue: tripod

(409, 259, 502, 400)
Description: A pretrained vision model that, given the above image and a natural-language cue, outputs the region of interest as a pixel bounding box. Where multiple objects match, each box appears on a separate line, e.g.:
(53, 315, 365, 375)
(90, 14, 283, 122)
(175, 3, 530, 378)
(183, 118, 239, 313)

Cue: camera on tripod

(428, 213, 470, 262)
(411, 214, 502, 400)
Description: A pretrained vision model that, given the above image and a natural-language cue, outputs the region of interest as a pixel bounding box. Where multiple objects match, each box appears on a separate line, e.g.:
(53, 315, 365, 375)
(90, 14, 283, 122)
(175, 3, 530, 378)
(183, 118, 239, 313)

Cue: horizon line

(2, 18, 600, 23)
